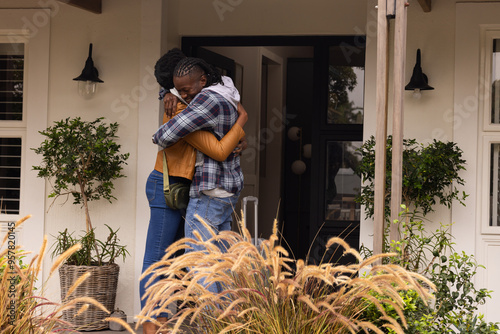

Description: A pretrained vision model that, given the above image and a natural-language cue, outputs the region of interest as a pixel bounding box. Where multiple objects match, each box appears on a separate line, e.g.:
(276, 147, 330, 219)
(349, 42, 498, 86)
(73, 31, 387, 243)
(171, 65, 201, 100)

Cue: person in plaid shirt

(152, 57, 243, 293)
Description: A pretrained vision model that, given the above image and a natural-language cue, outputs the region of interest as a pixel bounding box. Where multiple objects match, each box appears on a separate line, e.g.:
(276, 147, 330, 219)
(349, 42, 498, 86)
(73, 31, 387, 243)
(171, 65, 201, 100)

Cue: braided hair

(173, 57, 223, 87)
(154, 48, 186, 89)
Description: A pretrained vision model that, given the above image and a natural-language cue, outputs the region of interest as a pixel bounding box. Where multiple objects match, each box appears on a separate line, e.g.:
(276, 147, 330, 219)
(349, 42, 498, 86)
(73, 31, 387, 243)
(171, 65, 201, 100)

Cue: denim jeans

(140, 170, 187, 318)
(184, 191, 240, 294)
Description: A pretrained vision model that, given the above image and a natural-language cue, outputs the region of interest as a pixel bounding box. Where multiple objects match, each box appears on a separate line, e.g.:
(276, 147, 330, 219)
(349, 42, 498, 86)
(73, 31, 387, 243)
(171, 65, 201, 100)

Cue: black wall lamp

(73, 43, 103, 99)
(405, 49, 434, 99)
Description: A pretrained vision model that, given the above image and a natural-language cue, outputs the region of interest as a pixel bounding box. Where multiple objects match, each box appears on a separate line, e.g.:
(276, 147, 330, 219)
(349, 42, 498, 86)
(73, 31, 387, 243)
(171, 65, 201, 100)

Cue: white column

(133, 0, 163, 322)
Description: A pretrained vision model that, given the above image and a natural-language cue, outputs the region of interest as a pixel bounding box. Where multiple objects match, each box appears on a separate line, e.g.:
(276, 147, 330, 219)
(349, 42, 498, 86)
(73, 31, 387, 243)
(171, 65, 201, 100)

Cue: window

(0, 43, 24, 121)
(324, 141, 362, 221)
(327, 45, 365, 125)
(0, 9, 49, 253)
(0, 138, 21, 214)
(491, 39, 500, 124)
(0, 42, 24, 216)
(480, 30, 500, 233)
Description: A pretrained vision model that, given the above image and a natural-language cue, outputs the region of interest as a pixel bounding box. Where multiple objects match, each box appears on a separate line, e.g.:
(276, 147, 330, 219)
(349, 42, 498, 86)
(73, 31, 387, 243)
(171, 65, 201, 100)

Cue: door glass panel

(327, 45, 365, 125)
(325, 141, 362, 221)
(492, 39, 500, 124)
(0, 43, 24, 121)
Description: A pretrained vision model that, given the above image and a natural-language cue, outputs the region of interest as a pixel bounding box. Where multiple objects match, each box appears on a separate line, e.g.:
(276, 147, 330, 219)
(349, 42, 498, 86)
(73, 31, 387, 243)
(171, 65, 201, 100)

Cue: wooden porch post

(373, 0, 389, 256)
(390, 0, 408, 242)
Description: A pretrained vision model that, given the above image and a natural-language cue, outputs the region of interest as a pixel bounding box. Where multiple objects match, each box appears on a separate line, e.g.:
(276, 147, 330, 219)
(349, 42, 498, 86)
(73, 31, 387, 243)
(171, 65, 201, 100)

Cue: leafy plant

(361, 207, 455, 274)
(51, 225, 129, 266)
(451, 314, 500, 334)
(32, 117, 129, 232)
(356, 136, 467, 221)
(138, 218, 434, 334)
(360, 214, 500, 333)
(362, 289, 428, 334)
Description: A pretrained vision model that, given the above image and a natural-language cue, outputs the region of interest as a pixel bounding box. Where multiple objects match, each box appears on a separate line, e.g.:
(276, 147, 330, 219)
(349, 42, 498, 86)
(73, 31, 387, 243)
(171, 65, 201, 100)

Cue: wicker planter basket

(59, 263, 120, 331)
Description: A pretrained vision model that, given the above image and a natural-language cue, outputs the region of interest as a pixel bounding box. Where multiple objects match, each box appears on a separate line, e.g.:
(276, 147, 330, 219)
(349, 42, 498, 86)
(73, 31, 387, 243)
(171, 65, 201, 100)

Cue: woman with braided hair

(153, 56, 245, 295)
(141, 50, 247, 334)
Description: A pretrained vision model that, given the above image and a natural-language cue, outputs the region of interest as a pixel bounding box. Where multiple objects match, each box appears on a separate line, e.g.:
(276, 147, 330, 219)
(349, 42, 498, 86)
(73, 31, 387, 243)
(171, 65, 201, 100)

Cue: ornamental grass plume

(0, 215, 114, 333)
(139, 215, 435, 334)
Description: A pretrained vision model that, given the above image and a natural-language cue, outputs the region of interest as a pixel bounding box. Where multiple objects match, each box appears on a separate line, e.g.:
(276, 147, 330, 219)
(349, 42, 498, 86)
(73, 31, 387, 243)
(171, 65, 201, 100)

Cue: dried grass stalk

(0, 215, 114, 333)
(139, 216, 435, 334)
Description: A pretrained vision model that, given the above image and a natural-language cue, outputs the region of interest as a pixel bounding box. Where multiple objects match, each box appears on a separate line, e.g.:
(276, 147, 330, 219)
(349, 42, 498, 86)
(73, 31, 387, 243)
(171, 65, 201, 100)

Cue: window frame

(481, 29, 500, 132)
(481, 135, 500, 234)
(0, 9, 49, 253)
(0, 129, 25, 222)
(480, 27, 500, 234)
(0, 34, 27, 127)
(0, 33, 27, 222)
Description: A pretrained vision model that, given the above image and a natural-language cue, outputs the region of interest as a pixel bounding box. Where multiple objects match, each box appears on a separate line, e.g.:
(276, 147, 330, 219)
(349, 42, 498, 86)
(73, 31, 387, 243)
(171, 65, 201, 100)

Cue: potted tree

(32, 117, 130, 330)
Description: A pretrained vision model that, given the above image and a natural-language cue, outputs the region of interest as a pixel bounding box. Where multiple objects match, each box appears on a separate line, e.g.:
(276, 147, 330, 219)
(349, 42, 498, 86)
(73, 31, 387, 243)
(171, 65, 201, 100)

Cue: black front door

(182, 36, 366, 265)
(283, 43, 365, 264)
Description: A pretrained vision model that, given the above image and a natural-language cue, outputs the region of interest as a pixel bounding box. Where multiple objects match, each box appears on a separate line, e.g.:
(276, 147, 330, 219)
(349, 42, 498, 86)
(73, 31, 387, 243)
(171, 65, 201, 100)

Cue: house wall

(174, 0, 367, 37)
(168, 0, 459, 249)
(361, 1, 458, 251)
(2, 0, 496, 324)
(0, 0, 164, 321)
(455, 2, 500, 320)
(169, 1, 500, 320)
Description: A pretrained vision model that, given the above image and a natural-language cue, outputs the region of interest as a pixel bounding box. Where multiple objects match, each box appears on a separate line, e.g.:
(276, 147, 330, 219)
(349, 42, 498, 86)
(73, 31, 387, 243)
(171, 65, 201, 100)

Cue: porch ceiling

(56, 0, 101, 14)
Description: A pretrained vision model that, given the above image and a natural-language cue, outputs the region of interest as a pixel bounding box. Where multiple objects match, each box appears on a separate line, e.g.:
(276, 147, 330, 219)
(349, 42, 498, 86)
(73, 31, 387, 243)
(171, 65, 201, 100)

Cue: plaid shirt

(152, 90, 243, 197)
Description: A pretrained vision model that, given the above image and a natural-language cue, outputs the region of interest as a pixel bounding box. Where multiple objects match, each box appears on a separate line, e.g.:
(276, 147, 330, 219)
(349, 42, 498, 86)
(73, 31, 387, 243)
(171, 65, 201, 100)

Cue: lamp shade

(73, 43, 103, 83)
(405, 49, 433, 91)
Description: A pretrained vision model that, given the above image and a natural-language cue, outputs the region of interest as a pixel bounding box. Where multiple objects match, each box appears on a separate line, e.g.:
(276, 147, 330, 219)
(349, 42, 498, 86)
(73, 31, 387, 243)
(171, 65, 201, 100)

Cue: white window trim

(0, 9, 49, 259)
(480, 27, 500, 132)
(0, 33, 28, 222)
(0, 32, 28, 128)
(478, 26, 500, 235)
(480, 135, 500, 234)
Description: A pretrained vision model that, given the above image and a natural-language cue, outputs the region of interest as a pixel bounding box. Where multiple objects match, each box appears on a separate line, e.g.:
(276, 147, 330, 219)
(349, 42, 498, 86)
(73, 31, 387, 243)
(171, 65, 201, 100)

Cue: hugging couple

(141, 48, 248, 334)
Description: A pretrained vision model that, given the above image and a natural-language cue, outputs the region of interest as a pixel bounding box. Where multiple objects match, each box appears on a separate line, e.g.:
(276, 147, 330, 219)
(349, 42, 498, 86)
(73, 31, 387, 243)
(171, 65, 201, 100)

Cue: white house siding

(455, 2, 500, 322)
(1, 0, 499, 324)
(168, 2, 456, 251)
(0, 8, 50, 290)
(168, 0, 457, 244)
(361, 0, 459, 248)
(169, 0, 500, 323)
(0, 0, 163, 321)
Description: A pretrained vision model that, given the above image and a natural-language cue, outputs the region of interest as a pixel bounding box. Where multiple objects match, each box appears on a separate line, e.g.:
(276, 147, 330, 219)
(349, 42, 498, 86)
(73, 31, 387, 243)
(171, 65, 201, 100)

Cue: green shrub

(360, 216, 499, 333)
(356, 136, 467, 221)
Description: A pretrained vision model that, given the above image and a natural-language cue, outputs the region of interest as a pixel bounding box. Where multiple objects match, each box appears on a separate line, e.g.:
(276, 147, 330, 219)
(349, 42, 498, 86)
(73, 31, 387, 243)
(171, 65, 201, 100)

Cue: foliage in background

(328, 65, 361, 124)
(51, 225, 129, 267)
(355, 136, 467, 221)
(139, 217, 434, 334)
(0, 215, 111, 333)
(32, 117, 129, 232)
(360, 211, 499, 333)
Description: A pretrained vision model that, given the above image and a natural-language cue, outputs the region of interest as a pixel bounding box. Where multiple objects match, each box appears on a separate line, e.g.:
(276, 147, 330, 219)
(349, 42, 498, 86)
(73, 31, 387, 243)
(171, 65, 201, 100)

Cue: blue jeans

(140, 170, 187, 318)
(184, 191, 240, 294)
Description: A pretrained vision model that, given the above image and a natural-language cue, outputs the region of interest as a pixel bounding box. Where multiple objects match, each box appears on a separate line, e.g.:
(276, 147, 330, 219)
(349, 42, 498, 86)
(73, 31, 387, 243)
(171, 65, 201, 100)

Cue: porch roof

(55, 0, 432, 14)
